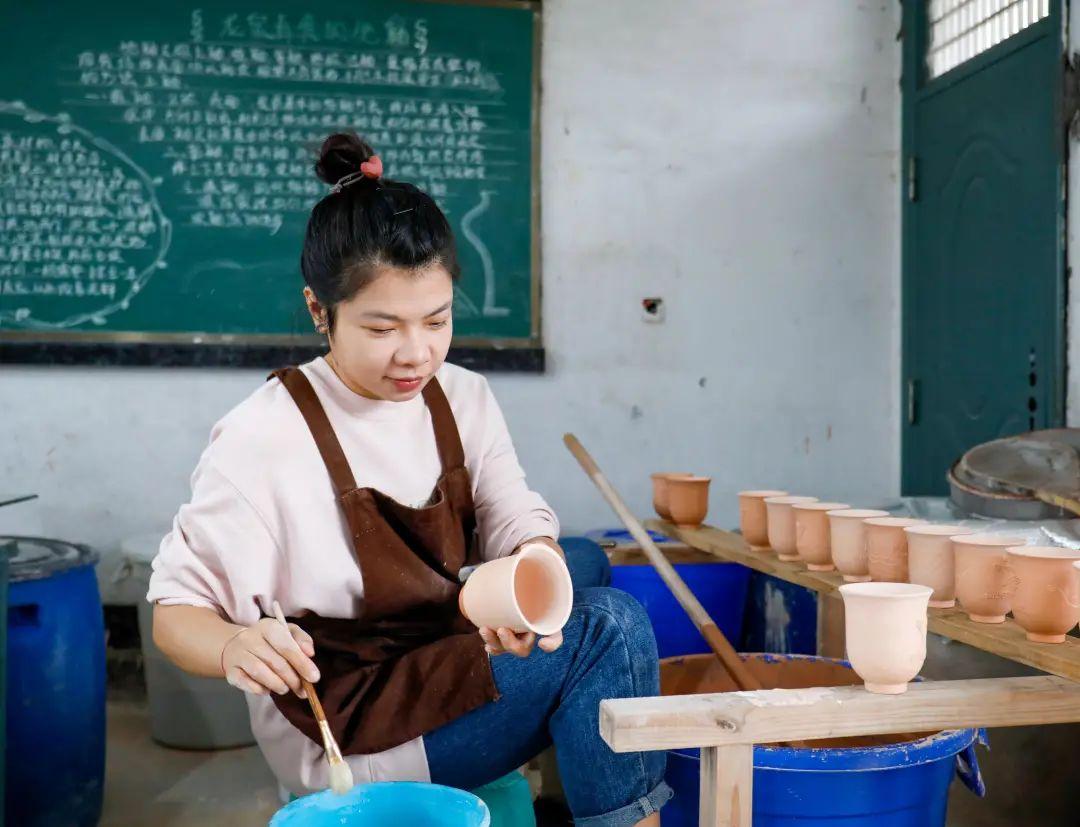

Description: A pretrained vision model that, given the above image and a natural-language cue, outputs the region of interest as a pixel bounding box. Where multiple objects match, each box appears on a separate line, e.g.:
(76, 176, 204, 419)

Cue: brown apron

(268, 366, 498, 755)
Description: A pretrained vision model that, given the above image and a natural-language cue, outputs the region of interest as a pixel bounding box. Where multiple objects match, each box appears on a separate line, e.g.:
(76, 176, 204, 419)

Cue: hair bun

(314, 132, 377, 186)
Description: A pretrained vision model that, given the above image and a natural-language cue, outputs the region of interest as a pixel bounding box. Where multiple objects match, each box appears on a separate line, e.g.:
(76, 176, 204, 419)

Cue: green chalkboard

(0, 0, 540, 367)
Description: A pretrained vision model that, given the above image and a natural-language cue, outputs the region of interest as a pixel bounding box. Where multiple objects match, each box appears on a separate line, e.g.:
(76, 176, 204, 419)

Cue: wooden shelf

(645, 519, 1080, 684)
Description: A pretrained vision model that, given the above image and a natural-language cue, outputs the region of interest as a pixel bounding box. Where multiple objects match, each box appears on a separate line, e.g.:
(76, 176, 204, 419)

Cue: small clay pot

(738, 490, 788, 548)
(666, 475, 711, 527)
(1006, 546, 1080, 643)
(764, 496, 818, 560)
(793, 502, 850, 570)
(840, 582, 933, 694)
(651, 473, 687, 521)
(953, 534, 1027, 624)
(904, 524, 974, 608)
(864, 517, 926, 582)
(826, 509, 889, 581)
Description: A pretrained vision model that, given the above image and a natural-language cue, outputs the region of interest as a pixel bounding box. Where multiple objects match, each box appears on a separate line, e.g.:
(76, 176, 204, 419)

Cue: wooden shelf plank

(644, 519, 1080, 684)
(601, 675, 1080, 752)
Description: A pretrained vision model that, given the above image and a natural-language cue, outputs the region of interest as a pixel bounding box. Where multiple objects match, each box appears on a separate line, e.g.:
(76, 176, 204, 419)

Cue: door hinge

(1064, 52, 1080, 137)
(907, 156, 918, 202)
(907, 378, 918, 426)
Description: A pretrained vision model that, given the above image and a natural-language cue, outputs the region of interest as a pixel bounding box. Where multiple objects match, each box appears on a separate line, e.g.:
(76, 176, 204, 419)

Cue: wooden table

(592, 519, 1080, 826)
(644, 519, 1080, 683)
(602, 675, 1080, 826)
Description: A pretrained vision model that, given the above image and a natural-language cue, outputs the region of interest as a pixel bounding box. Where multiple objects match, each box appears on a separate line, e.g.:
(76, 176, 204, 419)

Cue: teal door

(902, 0, 1067, 495)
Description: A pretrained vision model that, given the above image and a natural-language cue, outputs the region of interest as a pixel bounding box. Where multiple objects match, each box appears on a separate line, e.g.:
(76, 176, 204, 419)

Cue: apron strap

(422, 377, 466, 472)
(269, 367, 357, 496)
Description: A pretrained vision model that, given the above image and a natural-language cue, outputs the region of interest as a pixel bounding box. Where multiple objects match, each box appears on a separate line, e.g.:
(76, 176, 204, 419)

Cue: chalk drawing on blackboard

(452, 285, 480, 319)
(460, 190, 508, 318)
(0, 101, 171, 330)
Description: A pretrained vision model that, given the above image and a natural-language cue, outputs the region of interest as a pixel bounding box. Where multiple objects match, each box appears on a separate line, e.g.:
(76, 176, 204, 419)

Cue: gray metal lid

(0, 536, 99, 583)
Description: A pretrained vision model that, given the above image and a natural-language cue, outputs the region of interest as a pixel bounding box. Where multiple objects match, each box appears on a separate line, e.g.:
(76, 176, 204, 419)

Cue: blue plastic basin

(271, 782, 491, 827)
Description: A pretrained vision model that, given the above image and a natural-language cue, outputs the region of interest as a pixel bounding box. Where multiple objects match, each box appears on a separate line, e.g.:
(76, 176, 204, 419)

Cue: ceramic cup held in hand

(840, 581, 933, 695)
(458, 543, 573, 637)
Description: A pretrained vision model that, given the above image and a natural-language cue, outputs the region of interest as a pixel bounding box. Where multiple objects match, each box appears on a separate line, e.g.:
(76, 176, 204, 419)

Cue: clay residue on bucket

(660, 654, 930, 749)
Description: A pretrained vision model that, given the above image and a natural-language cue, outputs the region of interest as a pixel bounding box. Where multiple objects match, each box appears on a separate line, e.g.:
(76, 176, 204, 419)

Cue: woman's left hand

(480, 626, 563, 657)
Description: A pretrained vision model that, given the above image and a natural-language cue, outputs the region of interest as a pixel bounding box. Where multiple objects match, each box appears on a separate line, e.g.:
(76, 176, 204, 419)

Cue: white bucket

(119, 533, 254, 749)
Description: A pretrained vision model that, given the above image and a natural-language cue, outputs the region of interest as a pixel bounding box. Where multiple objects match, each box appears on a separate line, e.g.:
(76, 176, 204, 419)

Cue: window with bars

(926, 0, 1050, 79)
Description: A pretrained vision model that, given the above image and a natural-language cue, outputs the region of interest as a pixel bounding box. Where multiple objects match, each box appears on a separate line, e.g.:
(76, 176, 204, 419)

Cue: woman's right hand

(221, 618, 321, 698)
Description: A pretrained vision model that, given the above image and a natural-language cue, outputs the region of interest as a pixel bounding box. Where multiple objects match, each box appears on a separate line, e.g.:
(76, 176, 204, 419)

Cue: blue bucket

(591, 528, 751, 658)
(4, 537, 105, 827)
(660, 654, 986, 827)
(270, 782, 491, 827)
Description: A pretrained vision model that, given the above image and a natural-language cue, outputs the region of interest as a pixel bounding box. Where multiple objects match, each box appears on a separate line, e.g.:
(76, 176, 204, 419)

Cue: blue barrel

(4, 537, 105, 827)
(271, 782, 491, 827)
(661, 654, 986, 827)
(593, 529, 750, 658)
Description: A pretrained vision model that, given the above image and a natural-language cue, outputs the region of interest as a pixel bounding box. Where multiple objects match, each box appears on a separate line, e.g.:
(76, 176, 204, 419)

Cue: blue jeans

(425, 538, 672, 827)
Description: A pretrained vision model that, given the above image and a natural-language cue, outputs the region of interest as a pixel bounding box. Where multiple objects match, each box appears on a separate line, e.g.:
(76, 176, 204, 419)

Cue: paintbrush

(271, 601, 354, 796)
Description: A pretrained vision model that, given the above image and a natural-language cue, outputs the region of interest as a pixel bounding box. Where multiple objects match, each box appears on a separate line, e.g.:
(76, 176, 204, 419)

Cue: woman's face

(306, 264, 454, 401)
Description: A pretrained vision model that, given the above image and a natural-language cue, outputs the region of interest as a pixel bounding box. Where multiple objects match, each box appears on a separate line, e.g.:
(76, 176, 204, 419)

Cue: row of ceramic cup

(738, 490, 1080, 645)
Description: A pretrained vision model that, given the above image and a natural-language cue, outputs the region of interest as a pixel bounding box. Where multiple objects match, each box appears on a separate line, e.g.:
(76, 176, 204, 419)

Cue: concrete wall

(0, 0, 903, 598)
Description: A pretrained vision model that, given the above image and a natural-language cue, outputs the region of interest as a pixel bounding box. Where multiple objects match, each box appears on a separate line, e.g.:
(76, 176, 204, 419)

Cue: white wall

(1, 0, 902, 598)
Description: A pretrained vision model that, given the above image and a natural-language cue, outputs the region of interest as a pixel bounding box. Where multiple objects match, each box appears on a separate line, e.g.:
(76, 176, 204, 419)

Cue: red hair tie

(329, 155, 384, 195)
(360, 155, 383, 179)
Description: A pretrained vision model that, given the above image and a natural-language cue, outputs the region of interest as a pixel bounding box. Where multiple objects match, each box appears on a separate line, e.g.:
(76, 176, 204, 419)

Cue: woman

(149, 132, 671, 827)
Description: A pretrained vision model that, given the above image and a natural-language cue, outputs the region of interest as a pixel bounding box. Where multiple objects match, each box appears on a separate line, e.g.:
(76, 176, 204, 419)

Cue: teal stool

(470, 772, 536, 827)
(285, 772, 535, 827)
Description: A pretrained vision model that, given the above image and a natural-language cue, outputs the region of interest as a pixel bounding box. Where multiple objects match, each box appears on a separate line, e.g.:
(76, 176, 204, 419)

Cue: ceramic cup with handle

(458, 542, 573, 636)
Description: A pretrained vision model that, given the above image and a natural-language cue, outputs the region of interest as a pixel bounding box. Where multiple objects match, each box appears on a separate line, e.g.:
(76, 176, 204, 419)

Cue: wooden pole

(562, 433, 763, 691)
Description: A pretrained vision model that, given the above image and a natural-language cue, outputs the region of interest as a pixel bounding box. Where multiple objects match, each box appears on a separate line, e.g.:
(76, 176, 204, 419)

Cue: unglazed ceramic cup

(904, 524, 974, 608)
(459, 543, 572, 636)
(826, 509, 889, 581)
(864, 517, 926, 582)
(666, 475, 711, 527)
(764, 496, 818, 561)
(953, 534, 1027, 624)
(651, 473, 687, 521)
(738, 490, 788, 548)
(840, 581, 933, 694)
(1006, 546, 1080, 643)
(792, 502, 850, 571)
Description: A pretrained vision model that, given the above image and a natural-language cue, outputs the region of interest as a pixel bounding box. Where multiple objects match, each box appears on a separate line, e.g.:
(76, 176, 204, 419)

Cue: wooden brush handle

(271, 602, 343, 761)
(300, 677, 326, 723)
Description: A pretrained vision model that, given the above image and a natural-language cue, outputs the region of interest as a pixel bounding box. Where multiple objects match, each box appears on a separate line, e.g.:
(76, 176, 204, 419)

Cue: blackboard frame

(0, 0, 545, 373)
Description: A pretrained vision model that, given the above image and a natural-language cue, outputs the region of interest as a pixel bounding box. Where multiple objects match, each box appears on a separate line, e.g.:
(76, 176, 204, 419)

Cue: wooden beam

(600, 675, 1080, 752)
(700, 745, 752, 827)
(605, 543, 718, 566)
(645, 519, 1080, 683)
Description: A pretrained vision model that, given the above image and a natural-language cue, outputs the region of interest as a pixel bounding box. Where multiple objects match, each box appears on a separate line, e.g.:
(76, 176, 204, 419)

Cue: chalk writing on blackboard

(0, 101, 171, 329)
(1, 8, 526, 330)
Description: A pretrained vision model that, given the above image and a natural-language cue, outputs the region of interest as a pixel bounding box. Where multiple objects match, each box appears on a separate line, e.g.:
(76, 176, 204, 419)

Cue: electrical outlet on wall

(641, 297, 664, 323)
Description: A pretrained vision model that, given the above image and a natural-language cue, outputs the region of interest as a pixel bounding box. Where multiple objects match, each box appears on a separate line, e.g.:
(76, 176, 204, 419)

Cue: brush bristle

(328, 759, 354, 795)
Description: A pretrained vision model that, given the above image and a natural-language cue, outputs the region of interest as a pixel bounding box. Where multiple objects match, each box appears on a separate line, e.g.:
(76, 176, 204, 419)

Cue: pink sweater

(148, 357, 559, 792)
